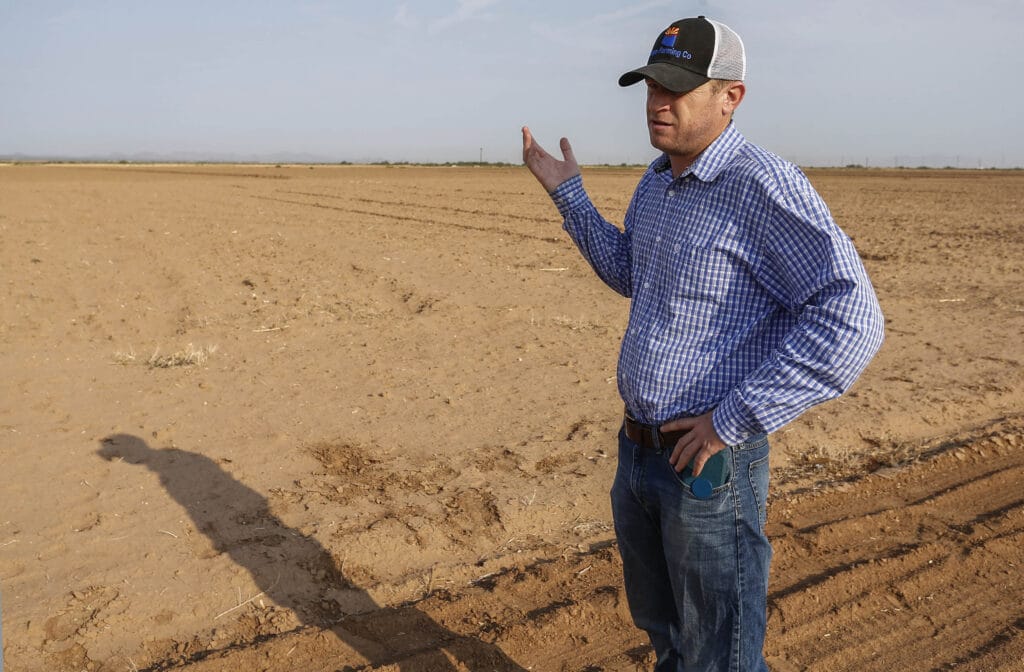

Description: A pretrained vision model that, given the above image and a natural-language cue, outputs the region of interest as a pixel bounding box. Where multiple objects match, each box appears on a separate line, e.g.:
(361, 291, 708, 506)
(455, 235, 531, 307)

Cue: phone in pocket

(682, 450, 731, 499)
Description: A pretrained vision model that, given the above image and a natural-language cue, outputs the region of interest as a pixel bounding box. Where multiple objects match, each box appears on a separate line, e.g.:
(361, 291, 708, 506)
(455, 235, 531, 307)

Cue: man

(521, 16, 884, 672)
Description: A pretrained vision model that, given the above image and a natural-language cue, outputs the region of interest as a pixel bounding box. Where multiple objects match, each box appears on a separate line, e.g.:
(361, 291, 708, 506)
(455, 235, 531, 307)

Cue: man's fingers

(691, 449, 711, 477)
(670, 442, 714, 476)
(522, 126, 538, 152)
(664, 416, 698, 470)
(661, 417, 697, 433)
(559, 137, 577, 166)
(522, 126, 539, 159)
(668, 436, 697, 472)
(667, 425, 723, 476)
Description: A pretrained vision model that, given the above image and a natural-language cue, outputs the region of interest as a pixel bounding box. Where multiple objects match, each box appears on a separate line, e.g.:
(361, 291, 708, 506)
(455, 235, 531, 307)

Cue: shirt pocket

(670, 244, 735, 305)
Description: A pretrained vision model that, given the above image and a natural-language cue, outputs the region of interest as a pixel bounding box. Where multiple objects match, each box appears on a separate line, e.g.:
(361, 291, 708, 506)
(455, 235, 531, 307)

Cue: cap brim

(618, 63, 709, 94)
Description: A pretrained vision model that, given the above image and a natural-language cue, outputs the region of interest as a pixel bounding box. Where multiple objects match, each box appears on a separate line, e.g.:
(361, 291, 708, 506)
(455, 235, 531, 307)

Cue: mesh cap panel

(707, 19, 746, 80)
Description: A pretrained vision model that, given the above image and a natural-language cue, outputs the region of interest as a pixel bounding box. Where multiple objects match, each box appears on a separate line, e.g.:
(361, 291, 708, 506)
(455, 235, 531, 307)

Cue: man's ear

(724, 82, 746, 115)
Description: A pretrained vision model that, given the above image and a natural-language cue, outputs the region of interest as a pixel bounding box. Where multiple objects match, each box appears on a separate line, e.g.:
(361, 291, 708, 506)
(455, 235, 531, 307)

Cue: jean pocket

(732, 433, 768, 453)
(666, 455, 732, 500)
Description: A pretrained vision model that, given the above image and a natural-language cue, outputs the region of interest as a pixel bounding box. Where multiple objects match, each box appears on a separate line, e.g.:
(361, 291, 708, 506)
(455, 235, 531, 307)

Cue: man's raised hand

(522, 126, 580, 193)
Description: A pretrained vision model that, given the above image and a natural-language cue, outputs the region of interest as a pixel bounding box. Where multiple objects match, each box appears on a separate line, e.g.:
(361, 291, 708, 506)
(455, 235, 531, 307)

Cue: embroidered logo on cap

(661, 26, 679, 48)
(652, 26, 691, 60)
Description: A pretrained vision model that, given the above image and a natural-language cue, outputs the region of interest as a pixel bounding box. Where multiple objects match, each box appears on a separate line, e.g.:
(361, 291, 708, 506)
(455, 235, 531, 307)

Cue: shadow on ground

(98, 434, 526, 671)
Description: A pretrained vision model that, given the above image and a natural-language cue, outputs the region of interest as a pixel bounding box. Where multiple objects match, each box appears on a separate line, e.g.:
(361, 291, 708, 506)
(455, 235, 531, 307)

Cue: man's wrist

(549, 174, 587, 218)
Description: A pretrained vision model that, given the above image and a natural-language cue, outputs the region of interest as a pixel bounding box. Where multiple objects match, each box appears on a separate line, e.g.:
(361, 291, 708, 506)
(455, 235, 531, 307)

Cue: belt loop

(650, 425, 661, 452)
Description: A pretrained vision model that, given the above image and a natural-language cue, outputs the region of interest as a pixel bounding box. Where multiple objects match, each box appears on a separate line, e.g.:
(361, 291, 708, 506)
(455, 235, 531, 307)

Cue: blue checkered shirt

(550, 123, 884, 445)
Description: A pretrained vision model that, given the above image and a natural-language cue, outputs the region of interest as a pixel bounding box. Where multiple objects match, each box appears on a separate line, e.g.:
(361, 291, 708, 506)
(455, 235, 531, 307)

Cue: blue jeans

(611, 426, 772, 672)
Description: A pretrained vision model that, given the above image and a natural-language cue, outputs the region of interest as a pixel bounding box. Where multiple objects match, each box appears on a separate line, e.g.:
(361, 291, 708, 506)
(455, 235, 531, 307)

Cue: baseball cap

(619, 16, 746, 94)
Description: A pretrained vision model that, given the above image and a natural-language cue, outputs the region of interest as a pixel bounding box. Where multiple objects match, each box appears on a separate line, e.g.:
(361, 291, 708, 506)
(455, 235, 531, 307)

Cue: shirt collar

(652, 122, 746, 182)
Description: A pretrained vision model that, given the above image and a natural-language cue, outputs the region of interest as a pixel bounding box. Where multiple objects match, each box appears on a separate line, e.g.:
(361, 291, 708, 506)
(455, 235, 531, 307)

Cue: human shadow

(97, 434, 525, 671)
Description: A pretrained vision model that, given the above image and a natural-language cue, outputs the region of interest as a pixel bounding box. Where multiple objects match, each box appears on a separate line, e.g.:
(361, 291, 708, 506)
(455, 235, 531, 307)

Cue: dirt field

(1, 163, 1022, 671)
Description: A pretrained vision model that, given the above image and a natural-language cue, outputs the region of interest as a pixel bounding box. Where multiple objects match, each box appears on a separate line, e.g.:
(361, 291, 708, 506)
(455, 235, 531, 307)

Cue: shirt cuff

(549, 174, 588, 219)
(712, 395, 751, 447)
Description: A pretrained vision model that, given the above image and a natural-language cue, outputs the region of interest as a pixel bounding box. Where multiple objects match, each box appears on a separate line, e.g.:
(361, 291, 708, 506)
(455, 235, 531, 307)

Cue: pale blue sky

(2, 0, 1022, 166)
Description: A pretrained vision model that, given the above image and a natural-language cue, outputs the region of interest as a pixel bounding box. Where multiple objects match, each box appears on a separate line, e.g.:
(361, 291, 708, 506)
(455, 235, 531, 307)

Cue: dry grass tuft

(148, 343, 218, 368)
(773, 433, 922, 501)
(114, 344, 218, 368)
(112, 348, 138, 365)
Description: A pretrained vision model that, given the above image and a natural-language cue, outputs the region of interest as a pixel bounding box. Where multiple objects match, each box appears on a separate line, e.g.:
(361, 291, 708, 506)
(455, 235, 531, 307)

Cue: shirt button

(643, 282, 651, 289)
(667, 189, 676, 197)
(656, 236, 662, 243)
(674, 244, 681, 252)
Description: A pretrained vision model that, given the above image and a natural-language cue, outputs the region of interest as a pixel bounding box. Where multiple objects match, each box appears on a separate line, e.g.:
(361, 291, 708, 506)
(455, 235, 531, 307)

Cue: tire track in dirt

(250, 195, 565, 245)
(126, 419, 1024, 671)
(276, 189, 555, 225)
(764, 416, 1024, 671)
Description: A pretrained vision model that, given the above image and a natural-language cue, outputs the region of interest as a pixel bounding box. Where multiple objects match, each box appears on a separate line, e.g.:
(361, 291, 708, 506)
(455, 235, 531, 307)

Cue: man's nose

(645, 79, 675, 107)
(648, 90, 672, 110)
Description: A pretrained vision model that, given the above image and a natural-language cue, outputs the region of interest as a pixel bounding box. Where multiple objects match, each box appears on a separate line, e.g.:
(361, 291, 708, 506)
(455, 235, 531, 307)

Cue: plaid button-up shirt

(550, 123, 884, 445)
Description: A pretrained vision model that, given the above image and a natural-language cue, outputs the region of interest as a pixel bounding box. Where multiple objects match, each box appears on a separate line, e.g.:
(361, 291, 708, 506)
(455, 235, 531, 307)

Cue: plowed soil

(1, 164, 1022, 671)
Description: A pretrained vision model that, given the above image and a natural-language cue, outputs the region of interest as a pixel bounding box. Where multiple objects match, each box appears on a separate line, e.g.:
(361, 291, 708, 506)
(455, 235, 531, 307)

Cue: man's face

(646, 79, 733, 169)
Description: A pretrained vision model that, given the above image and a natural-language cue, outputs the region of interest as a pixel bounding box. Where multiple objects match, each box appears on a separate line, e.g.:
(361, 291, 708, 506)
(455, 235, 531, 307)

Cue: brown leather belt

(623, 413, 688, 451)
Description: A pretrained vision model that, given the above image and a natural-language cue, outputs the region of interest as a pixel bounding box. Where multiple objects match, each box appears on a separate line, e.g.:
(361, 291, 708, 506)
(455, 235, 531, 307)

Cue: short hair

(709, 79, 739, 94)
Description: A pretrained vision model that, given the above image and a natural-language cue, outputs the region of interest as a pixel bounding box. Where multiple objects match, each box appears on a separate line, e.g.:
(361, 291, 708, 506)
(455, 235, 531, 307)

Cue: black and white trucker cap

(618, 16, 746, 94)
